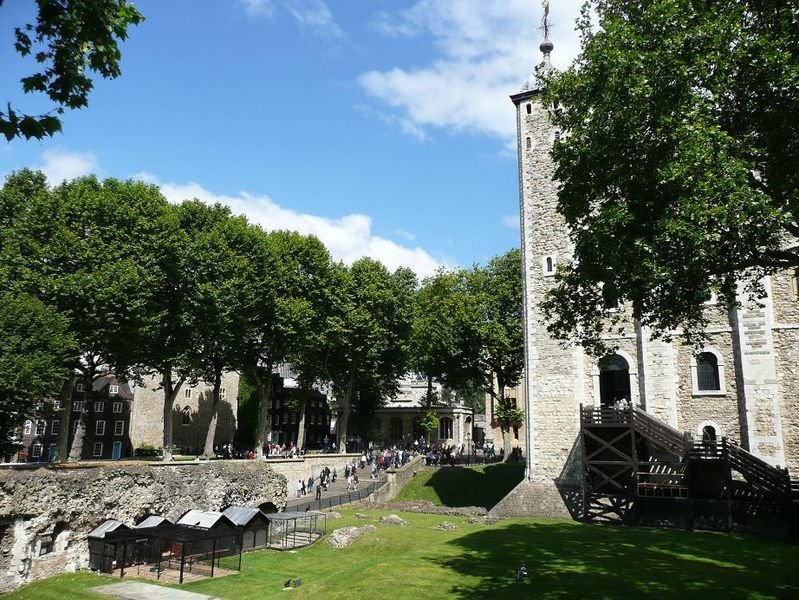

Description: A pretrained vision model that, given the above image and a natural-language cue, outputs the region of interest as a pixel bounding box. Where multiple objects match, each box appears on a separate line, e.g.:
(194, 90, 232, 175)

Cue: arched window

(702, 425, 717, 444)
(543, 255, 555, 276)
(690, 349, 726, 395)
(525, 137, 531, 151)
(181, 406, 191, 426)
(526, 103, 531, 114)
(389, 417, 403, 440)
(439, 417, 453, 439)
(696, 353, 720, 391)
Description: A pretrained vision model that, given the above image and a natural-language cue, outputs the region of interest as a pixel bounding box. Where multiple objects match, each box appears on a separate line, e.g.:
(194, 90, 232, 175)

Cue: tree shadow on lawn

(421, 463, 524, 510)
(430, 520, 799, 599)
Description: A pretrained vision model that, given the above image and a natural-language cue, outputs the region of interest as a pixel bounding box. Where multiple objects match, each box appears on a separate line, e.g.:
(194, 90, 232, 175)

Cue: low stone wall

(0, 461, 286, 593)
(368, 455, 425, 502)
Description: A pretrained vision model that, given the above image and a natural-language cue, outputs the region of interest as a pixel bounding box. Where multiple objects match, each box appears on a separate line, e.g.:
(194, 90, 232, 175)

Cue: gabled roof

(176, 509, 235, 529)
(88, 519, 129, 539)
(222, 505, 263, 527)
(134, 515, 171, 529)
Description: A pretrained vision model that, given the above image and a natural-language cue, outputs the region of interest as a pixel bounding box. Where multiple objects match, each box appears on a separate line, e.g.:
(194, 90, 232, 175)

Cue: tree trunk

(426, 374, 433, 409)
(68, 379, 90, 462)
(337, 364, 357, 453)
(254, 367, 273, 459)
(203, 369, 222, 457)
(54, 377, 73, 463)
(161, 370, 184, 462)
(295, 394, 308, 452)
(498, 384, 512, 463)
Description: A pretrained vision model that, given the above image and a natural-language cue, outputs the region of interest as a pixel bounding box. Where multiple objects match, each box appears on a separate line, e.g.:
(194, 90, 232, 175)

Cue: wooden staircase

(580, 404, 796, 536)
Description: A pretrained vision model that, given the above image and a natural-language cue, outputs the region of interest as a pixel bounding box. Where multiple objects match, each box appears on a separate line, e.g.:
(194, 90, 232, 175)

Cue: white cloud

(240, 0, 343, 38)
(36, 148, 100, 184)
(134, 173, 444, 278)
(360, 0, 583, 142)
(284, 0, 344, 39)
(240, 0, 275, 17)
(501, 214, 519, 229)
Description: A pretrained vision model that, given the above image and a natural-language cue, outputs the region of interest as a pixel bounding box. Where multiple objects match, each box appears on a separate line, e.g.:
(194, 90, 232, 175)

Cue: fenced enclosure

(265, 511, 326, 550)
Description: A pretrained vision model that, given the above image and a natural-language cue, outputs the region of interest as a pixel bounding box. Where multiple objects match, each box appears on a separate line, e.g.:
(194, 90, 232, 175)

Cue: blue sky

(1, 0, 582, 277)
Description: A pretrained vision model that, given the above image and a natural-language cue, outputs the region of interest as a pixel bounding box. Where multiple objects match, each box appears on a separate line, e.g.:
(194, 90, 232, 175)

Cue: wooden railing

(726, 440, 791, 495)
(630, 408, 686, 456)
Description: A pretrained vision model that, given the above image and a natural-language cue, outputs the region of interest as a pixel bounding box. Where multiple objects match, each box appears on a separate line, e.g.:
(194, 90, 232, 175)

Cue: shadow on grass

(420, 463, 524, 510)
(431, 520, 799, 599)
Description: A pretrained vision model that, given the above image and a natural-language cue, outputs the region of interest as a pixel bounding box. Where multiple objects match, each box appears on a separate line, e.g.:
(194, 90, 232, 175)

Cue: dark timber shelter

(222, 506, 270, 550)
(580, 404, 798, 537)
(88, 519, 130, 572)
(265, 511, 326, 550)
(101, 517, 243, 584)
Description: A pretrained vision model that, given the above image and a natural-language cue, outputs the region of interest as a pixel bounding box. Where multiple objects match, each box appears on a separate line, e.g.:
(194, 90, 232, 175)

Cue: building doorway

(112, 441, 122, 460)
(599, 354, 631, 407)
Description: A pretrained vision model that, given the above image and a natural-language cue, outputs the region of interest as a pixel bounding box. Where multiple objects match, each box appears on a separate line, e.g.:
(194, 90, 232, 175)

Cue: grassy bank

(7, 508, 798, 599)
(394, 462, 525, 509)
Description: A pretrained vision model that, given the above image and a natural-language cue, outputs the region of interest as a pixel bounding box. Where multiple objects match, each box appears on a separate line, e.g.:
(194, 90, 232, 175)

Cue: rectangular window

(112, 401, 123, 414)
(73, 400, 83, 412)
(76, 382, 84, 392)
(51, 420, 59, 435)
(95, 420, 106, 436)
(32, 442, 43, 458)
(184, 388, 192, 399)
(220, 387, 227, 400)
(93, 442, 103, 457)
(94, 401, 104, 413)
(114, 420, 124, 436)
(23, 420, 32, 435)
(52, 399, 61, 410)
(109, 384, 119, 395)
(35, 420, 46, 436)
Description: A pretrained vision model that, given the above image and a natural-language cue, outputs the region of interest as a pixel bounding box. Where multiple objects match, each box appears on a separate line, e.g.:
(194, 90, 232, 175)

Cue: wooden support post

(179, 544, 186, 584)
(723, 437, 733, 532)
(120, 543, 126, 578)
(211, 538, 216, 577)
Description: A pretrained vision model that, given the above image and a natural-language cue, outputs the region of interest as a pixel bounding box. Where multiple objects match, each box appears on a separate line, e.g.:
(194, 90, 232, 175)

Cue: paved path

(285, 462, 389, 512)
(93, 582, 222, 600)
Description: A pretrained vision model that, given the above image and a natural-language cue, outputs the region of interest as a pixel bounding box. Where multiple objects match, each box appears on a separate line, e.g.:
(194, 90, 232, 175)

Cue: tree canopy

(1, 0, 143, 141)
(541, 0, 799, 353)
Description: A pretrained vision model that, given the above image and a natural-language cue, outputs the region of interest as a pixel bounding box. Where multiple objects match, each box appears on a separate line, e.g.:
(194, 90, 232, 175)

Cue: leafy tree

(0, 171, 169, 461)
(240, 230, 333, 458)
(324, 259, 416, 452)
(1, 0, 144, 140)
(175, 201, 255, 457)
(0, 292, 74, 456)
(452, 250, 524, 461)
(410, 270, 471, 410)
(417, 409, 439, 444)
(541, 0, 799, 352)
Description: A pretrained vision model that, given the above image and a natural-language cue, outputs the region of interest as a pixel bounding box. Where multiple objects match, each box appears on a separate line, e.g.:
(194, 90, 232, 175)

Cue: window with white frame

(93, 442, 103, 457)
(109, 384, 119, 395)
(32, 442, 43, 458)
(35, 420, 46, 436)
(690, 349, 726, 395)
(52, 398, 61, 410)
(51, 420, 59, 435)
(220, 387, 227, 400)
(114, 420, 124, 436)
(94, 401, 104, 412)
(112, 401, 123, 414)
(73, 400, 83, 412)
(439, 417, 453, 439)
(184, 388, 192, 399)
(23, 420, 32, 435)
(75, 382, 84, 392)
(95, 420, 106, 436)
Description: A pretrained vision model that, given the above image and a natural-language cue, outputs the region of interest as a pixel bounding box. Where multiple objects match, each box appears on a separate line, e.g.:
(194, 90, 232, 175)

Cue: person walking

(296, 479, 303, 498)
(315, 482, 322, 501)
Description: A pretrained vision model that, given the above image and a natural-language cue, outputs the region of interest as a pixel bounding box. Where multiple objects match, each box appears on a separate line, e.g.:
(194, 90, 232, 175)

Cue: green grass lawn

(7, 508, 799, 599)
(394, 462, 525, 509)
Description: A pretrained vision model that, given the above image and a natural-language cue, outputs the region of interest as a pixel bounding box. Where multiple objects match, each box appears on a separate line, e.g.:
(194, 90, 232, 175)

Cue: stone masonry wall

(0, 461, 285, 593)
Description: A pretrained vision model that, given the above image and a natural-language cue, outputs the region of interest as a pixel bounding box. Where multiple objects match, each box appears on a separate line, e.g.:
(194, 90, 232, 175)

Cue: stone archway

(598, 354, 631, 408)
